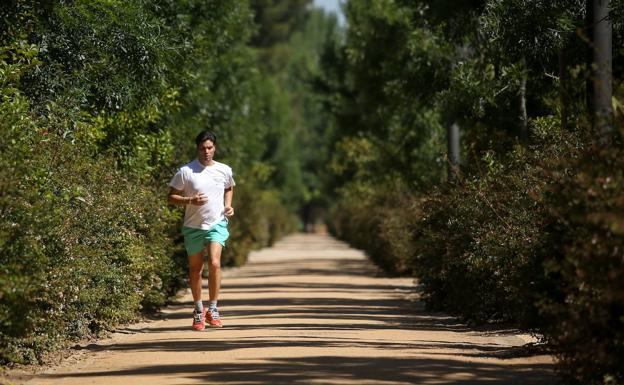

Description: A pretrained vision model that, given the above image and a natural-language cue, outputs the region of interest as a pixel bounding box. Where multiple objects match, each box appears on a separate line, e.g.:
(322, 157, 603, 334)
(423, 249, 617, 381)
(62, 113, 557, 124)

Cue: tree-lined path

(17, 234, 554, 385)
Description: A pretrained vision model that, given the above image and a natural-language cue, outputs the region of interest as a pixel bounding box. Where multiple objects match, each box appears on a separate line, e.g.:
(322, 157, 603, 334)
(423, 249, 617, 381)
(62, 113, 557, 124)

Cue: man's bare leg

(206, 242, 223, 327)
(207, 242, 223, 301)
(188, 250, 206, 330)
(188, 250, 204, 302)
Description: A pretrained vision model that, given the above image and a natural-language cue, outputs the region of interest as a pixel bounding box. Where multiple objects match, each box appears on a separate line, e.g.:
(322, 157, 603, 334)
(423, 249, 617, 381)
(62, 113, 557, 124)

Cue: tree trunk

(447, 121, 460, 182)
(586, 0, 594, 113)
(518, 74, 528, 142)
(591, 0, 613, 145)
(559, 49, 569, 131)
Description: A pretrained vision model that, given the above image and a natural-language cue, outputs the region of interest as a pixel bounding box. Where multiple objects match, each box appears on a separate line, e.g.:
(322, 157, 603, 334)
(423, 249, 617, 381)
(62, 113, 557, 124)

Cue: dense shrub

(322, 1, 623, 383)
(413, 118, 575, 326)
(329, 119, 570, 325)
(0, 1, 301, 365)
(0, 91, 182, 363)
(413, 123, 624, 384)
(225, 182, 298, 267)
(327, 118, 624, 384)
(328, 180, 420, 275)
(538, 143, 624, 385)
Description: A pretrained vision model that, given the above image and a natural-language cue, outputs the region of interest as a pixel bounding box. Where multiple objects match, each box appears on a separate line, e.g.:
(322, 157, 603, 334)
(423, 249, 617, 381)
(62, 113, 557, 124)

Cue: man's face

(197, 140, 216, 164)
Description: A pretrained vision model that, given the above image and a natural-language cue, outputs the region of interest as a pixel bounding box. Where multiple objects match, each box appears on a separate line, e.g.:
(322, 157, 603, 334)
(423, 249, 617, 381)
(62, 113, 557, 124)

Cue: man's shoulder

(178, 159, 201, 173)
(213, 161, 233, 172)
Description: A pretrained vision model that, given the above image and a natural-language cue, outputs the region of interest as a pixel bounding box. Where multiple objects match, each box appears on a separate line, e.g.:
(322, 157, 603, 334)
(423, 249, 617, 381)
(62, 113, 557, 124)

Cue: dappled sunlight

(24, 233, 554, 385)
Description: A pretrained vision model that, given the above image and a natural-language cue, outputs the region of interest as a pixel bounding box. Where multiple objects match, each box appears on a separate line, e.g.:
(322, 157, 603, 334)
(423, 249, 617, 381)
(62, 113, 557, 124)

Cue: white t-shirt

(169, 159, 235, 230)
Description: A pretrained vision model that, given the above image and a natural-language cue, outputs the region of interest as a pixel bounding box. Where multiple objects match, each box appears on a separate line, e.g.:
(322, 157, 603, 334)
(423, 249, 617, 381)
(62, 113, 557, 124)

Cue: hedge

(328, 119, 624, 385)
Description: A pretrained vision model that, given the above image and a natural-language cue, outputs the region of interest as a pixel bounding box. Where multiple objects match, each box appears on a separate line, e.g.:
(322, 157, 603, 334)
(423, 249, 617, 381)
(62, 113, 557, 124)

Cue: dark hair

(195, 130, 217, 146)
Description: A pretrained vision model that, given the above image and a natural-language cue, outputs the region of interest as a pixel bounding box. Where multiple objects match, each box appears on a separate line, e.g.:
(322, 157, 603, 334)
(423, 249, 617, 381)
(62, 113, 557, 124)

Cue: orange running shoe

(192, 308, 206, 331)
(207, 307, 223, 328)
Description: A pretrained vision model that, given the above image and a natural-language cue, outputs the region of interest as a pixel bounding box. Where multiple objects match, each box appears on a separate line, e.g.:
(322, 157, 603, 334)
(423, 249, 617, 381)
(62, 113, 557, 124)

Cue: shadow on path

(43, 356, 554, 385)
(50, 234, 555, 385)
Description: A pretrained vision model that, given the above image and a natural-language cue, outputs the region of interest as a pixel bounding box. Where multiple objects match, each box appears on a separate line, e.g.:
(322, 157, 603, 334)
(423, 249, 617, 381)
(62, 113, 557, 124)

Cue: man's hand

(191, 193, 208, 206)
(224, 206, 235, 217)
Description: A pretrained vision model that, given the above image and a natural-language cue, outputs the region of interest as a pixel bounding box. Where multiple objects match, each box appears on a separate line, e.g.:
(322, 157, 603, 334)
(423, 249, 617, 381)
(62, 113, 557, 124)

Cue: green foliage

(538, 143, 624, 385)
(324, 1, 624, 384)
(250, 0, 312, 70)
(244, 4, 343, 220)
(325, 0, 448, 192)
(283, 9, 343, 210)
(229, 182, 298, 266)
(0, 85, 182, 363)
(0, 0, 302, 365)
(328, 179, 419, 274)
(413, 118, 577, 326)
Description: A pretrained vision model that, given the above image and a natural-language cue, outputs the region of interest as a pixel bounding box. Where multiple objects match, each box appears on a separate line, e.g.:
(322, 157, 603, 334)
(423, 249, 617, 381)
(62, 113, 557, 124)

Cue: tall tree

(447, 121, 460, 181)
(250, 0, 311, 71)
(591, 0, 613, 144)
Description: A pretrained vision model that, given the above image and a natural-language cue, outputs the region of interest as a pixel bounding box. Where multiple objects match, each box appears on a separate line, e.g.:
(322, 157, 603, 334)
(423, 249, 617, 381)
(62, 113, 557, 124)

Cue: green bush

(411, 117, 577, 326)
(328, 180, 418, 275)
(223, 181, 298, 267)
(328, 117, 624, 384)
(329, 127, 557, 325)
(413, 121, 624, 384)
(413, 157, 551, 325)
(0, 51, 297, 365)
(0, 34, 183, 365)
(538, 144, 624, 385)
(0, 1, 301, 365)
(322, 1, 624, 384)
(0, 114, 182, 364)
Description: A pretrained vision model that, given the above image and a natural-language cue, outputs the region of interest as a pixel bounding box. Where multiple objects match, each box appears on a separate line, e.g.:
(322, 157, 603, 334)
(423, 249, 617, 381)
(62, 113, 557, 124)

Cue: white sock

(209, 300, 218, 310)
(194, 300, 203, 312)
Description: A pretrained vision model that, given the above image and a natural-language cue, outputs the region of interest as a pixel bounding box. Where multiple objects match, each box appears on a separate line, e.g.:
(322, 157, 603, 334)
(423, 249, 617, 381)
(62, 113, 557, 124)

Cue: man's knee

(208, 243, 222, 270)
(208, 259, 221, 270)
(189, 263, 203, 278)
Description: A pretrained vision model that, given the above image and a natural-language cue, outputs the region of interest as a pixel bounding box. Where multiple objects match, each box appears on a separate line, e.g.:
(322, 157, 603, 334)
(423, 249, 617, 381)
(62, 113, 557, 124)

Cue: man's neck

(198, 159, 215, 167)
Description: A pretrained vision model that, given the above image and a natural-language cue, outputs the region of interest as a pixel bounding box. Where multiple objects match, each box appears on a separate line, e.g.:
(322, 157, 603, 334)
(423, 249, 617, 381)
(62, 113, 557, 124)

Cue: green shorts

(182, 220, 229, 256)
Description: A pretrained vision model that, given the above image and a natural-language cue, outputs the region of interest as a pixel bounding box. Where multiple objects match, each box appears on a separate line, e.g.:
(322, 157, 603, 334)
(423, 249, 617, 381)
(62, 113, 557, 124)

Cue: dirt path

(12, 233, 555, 385)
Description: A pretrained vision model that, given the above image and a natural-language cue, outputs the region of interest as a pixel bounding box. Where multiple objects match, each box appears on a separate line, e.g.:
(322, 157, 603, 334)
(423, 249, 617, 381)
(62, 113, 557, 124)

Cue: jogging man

(167, 130, 235, 330)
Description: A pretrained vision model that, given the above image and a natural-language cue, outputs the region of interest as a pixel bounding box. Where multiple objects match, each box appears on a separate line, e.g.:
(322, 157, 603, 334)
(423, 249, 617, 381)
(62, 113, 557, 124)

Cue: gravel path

(14, 233, 555, 385)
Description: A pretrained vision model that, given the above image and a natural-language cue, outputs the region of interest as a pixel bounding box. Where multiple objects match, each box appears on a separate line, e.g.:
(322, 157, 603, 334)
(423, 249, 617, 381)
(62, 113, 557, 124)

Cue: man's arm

(224, 186, 234, 217)
(168, 187, 207, 206)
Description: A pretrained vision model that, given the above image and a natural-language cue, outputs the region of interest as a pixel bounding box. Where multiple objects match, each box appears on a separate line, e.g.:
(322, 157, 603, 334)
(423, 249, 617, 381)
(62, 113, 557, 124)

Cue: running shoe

(192, 308, 206, 331)
(207, 307, 223, 328)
